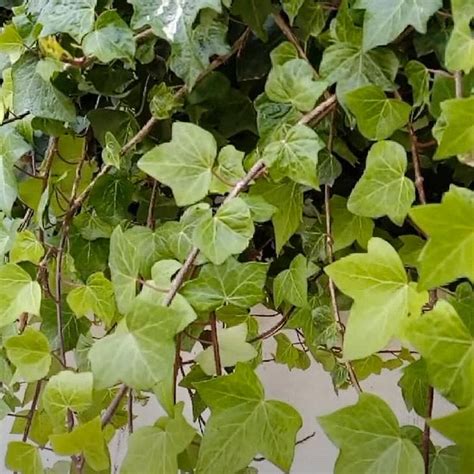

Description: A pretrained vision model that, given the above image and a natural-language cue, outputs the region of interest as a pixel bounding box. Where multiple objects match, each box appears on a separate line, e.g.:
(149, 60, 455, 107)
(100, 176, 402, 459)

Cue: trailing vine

(0, 1, 472, 473)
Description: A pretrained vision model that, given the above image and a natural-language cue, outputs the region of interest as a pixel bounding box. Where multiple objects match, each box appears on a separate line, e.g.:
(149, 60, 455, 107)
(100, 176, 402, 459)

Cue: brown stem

(210, 313, 222, 376)
(249, 311, 291, 343)
(408, 124, 427, 205)
(173, 333, 182, 404)
(101, 384, 128, 428)
(128, 389, 134, 434)
(147, 180, 159, 229)
(454, 71, 463, 98)
(273, 13, 310, 67)
(423, 386, 434, 474)
(298, 95, 337, 126)
(22, 380, 42, 442)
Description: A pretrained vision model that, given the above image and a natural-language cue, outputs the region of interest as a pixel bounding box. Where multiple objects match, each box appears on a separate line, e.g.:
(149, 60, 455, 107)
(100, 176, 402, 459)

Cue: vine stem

(210, 313, 222, 376)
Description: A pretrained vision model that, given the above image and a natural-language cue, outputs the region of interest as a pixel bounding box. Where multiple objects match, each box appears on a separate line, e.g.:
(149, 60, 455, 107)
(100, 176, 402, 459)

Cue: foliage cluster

(0, 0, 472, 473)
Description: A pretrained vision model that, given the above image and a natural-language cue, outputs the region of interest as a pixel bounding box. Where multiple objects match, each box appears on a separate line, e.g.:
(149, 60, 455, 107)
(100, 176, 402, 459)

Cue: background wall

(0, 319, 454, 473)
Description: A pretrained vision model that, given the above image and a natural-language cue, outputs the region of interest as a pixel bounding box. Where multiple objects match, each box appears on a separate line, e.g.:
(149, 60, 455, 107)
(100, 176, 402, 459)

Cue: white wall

(0, 323, 453, 473)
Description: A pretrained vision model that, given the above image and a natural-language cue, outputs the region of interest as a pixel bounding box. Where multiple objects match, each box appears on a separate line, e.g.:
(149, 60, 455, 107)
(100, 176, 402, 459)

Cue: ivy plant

(0, 0, 472, 473)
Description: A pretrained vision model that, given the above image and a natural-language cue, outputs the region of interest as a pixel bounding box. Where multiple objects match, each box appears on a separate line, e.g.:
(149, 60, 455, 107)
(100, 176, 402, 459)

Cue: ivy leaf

(282, 0, 305, 24)
(5, 328, 51, 382)
(250, 179, 303, 253)
(192, 198, 254, 265)
(170, 12, 230, 88)
(448, 282, 474, 335)
(320, 38, 398, 99)
(121, 403, 195, 474)
(10, 230, 44, 264)
(398, 234, 425, 267)
(67, 272, 117, 326)
(273, 254, 308, 308)
(109, 226, 139, 315)
(345, 85, 411, 140)
(318, 393, 424, 473)
(6, 441, 43, 474)
(82, 11, 135, 64)
(430, 446, 461, 474)
(232, 0, 273, 41)
(149, 83, 184, 120)
(325, 237, 427, 360)
(42, 371, 93, 429)
(129, 0, 221, 42)
(409, 185, 474, 289)
(0, 24, 24, 62)
(398, 358, 430, 417)
(0, 155, 17, 215)
(433, 97, 474, 159)
(405, 60, 430, 107)
(182, 258, 268, 312)
(89, 300, 195, 390)
(331, 195, 373, 251)
(196, 323, 257, 375)
(355, 0, 441, 51)
(12, 53, 76, 122)
(195, 363, 302, 473)
(210, 145, 245, 194)
(265, 59, 328, 112)
(348, 141, 415, 226)
(240, 194, 276, 222)
(262, 124, 324, 188)
(101, 132, 121, 169)
(0, 263, 41, 328)
(138, 122, 217, 206)
(38, 0, 97, 42)
(429, 404, 474, 474)
(49, 417, 109, 471)
(406, 301, 473, 407)
(274, 333, 311, 370)
(445, 19, 474, 74)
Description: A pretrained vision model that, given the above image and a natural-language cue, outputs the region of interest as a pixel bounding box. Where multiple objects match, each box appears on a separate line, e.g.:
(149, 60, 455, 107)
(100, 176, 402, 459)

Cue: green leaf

(12, 53, 76, 122)
(265, 59, 327, 112)
(318, 393, 424, 474)
(274, 333, 311, 370)
(269, 42, 299, 67)
(232, 0, 273, 41)
(67, 272, 117, 325)
(138, 122, 217, 206)
(398, 234, 425, 267)
(345, 85, 411, 140)
(398, 358, 430, 417)
(170, 12, 229, 88)
(445, 19, 474, 74)
(294, 1, 328, 41)
(210, 145, 245, 194)
(405, 60, 430, 107)
(182, 258, 268, 312)
(348, 141, 415, 225)
(429, 404, 474, 474)
(10, 230, 44, 264)
(6, 441, 43, 474)
(109, 226, 139, 315)
(274, 254, 307, 308)
(281, 0, 305, 23)
(355, 0, 441, 51)
(262, 124, 324, 188)
(129, 0, 221, 42)
(409, 185, 474, 289)
(250, 179, 303, 252)
(0, 24, 24, 62)
(101, 132, 121, 169)
(448, 282, 474, 335)
(38, 0, 97, 42)
(195, 364, 302, 473)
(406, 301, 473, 407)
(192, 198, 254, 265)
(0, 263, 41, 328)
(49, 417, 109, 471)
(148, 83, 184, 120)
(240, 194, 276, 223)
(121, 403, 196, 474)
(196, 323, 257, 375)
(89, 299, 195, 390)
(5, 327, 51, 382)
(331, 195, 373, 251)
(325, 237, 427, 360)
(82, 10, 135, 63)
(430, 446, 461, 474)
(0, 155, 17, 215)
(320, 40, 398, 100)
(42, 371, 93, 428)
(433, 97, 474, 159)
